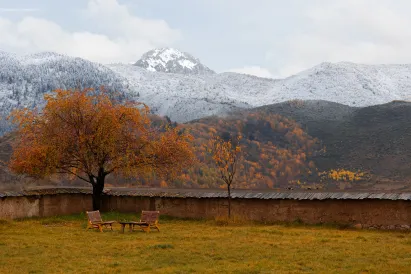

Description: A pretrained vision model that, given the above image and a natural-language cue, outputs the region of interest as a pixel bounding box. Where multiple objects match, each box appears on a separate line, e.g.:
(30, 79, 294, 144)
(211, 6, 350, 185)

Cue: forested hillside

(2, 100, 411, 191)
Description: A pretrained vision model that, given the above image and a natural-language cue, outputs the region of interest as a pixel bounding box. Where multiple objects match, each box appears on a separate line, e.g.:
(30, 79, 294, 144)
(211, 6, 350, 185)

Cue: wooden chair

(86, 210, 116, 232)
(133, 210, 160, 233)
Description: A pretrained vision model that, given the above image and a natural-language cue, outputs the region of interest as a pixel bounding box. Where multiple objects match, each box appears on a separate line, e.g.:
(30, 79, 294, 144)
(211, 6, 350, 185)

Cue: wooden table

(118, 221, 148, 233)
(118, 221, 139, 233)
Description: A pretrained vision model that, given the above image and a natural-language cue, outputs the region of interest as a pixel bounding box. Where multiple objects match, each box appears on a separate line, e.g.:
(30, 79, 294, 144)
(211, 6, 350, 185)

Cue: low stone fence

(1, 187, 411, 230)
(0, 193, 92, 219)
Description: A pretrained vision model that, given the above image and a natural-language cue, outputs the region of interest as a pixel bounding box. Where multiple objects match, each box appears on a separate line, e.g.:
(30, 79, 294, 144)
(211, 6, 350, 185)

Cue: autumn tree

(207, 134, 242, 218)
(8, 88, 195, 210)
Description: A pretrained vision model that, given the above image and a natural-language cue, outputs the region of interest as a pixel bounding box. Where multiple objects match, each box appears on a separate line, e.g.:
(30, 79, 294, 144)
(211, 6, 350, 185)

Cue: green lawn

(1, 213, 411, 273)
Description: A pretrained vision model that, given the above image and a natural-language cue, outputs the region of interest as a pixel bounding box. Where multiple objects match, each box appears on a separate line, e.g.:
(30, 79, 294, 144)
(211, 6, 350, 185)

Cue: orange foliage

(154, 112, 324, 190)
(207, 134, 242, 217)
(207, 135, 242, 187)
(9, 88, 195, 209)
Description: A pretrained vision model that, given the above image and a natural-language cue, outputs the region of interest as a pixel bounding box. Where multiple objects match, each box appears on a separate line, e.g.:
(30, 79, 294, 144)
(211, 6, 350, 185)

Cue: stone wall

(41, 194, 92, 217)
(2, 194, 411, 229)
(0, 196, 41, 219)
(0, 194, 91, 219)
(103, 196, 411, 228)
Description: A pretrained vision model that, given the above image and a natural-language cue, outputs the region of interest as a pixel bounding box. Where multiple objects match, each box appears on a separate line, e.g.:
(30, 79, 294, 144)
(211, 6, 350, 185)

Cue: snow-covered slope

(2, 50, 411, 135)
(0, 52, 131, 134)
(0, 52, 129, 107)
(108, 64, 254, 121)
(264, 62, 411, 106)
(109, 61, 411, 120)
(134, 48, 215, 75)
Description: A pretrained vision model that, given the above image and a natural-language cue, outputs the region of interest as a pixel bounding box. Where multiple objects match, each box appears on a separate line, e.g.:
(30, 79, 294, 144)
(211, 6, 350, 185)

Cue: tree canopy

(9, 88, 195, 209)
(207, 134, 242, 217)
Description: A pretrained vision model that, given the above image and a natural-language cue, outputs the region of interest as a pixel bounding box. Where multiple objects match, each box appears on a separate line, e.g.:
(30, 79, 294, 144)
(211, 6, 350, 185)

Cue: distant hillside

(1, 100, 411, 191)
(180, 111, 324, 190)
(254, 100, 411, 190)
(151, 100, 411, 191)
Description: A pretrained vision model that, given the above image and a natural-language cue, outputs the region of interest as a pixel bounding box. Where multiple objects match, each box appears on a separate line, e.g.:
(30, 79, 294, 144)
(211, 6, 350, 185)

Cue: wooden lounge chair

(86, 210, 116, 232)
(133, 210, 160, 233)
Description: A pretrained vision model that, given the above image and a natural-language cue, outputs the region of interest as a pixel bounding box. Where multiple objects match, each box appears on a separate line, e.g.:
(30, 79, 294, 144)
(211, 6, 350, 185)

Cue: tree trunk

(227, 183, 231, 218)
(92, 175, 105, 211)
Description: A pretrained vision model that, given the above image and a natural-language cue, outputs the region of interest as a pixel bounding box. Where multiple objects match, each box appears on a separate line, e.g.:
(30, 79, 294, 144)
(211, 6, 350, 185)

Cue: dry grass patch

(1, 213, 411, 273)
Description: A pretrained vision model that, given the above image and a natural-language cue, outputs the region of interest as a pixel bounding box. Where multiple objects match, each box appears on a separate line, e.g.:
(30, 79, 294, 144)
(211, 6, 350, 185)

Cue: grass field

(1, 213, 411, 273)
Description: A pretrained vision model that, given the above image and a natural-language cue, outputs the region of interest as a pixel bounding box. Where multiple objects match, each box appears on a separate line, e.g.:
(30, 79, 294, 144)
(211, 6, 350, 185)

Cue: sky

(1, 0, 411, 78)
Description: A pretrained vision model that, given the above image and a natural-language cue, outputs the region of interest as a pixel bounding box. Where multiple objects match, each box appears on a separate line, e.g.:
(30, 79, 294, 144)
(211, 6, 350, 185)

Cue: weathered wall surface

(104, 196, 411, 227)
(0, 194, 92, 219)
(2, 194, 411, 229)
(40, 194, 92, 217)
(101, 196, 151, 213)
(0, 196, 40, 219)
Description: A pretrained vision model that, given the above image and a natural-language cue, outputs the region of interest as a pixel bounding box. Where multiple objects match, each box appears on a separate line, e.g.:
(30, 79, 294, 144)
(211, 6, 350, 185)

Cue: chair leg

(98, 224, 103, 232)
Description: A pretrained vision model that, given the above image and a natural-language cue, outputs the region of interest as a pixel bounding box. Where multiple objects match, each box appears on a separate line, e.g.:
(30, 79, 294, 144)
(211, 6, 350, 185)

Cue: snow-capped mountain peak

(134, 47, 215, 75)
(2, 49, 411, 136)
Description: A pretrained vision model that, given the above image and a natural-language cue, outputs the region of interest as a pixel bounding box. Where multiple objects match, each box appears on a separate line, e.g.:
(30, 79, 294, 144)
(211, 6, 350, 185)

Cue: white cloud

(85, 0, 179, 46)
(3, 0, 411, 77)
(0, 0, 180, 63)
(0, 8, 40, 12)
(228, 66, 273, 78)
(272, 0, 411, 77)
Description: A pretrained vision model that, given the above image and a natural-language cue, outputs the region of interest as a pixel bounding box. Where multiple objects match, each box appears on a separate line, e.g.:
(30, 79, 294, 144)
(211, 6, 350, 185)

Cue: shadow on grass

(150, 244, 174, 249)
(8, 212, 411, 234)
(3, 213, 359, 231)
(0, 219, 11, 227)
(11, 211, 204, 229)
(15, 212, 87, 222)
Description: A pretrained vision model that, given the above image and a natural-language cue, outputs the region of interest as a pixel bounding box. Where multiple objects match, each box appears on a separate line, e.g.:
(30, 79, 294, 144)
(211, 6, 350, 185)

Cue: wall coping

(1, 186, 411, 201)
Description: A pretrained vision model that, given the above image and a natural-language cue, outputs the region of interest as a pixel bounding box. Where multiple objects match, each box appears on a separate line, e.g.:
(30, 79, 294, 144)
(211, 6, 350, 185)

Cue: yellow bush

(319, 169, 365, 182)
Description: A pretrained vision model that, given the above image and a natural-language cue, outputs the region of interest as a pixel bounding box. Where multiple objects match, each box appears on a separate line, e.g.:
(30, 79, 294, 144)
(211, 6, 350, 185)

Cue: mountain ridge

(1, 50, 411, 132)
